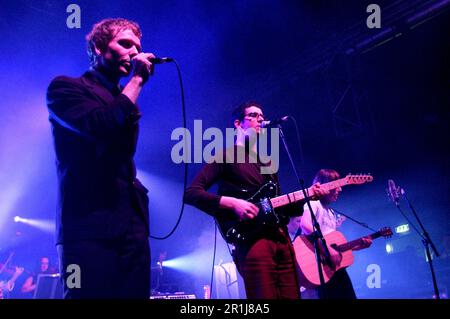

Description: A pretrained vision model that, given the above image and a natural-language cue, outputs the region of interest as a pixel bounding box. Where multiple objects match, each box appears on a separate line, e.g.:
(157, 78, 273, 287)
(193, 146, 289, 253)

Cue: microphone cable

(150, 59, 188, 240)
(208, 220, 218, 299)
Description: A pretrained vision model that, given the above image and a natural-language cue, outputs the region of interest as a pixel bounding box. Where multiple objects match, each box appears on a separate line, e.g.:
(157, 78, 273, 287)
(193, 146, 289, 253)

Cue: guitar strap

(330, 208, 376, 232)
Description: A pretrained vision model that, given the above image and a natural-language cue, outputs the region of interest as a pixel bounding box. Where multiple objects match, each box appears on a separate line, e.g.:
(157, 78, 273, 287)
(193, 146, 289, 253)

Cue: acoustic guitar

(293, 227, 392, 288)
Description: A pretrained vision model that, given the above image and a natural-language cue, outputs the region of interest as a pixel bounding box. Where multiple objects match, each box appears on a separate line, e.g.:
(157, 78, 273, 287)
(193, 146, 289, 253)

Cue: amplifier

(150, 293, 196, 299)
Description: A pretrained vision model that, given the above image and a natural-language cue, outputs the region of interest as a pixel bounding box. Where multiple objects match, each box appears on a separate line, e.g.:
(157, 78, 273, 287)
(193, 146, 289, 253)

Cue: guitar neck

(269, 178, 350, 209)
(338, 231, 383, 252)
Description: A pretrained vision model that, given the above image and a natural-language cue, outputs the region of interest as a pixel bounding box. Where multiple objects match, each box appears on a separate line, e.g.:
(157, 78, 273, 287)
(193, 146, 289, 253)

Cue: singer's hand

(121, 52, 155, 104)
(131, 52, 156, 83)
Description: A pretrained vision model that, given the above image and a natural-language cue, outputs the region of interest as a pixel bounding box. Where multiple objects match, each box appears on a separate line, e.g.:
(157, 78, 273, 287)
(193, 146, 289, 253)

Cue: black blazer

(47, 71, 149, 244)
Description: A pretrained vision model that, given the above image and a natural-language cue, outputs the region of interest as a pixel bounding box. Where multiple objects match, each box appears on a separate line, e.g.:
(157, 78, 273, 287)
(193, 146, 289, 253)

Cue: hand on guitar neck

(325, 236, 372, 268)
(325, 235, 372, 268)
(309, 182, 331, 201)
(352, 236, 372, 251)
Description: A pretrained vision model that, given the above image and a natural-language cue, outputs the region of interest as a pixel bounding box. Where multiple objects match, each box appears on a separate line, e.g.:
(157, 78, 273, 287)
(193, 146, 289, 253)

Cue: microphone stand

(278, 125, 332, 299)
(398, 191, 441, 299)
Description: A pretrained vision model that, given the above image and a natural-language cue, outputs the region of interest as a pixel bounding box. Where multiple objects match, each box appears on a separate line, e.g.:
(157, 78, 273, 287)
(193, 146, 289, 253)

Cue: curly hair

(86, 18, 142, 66)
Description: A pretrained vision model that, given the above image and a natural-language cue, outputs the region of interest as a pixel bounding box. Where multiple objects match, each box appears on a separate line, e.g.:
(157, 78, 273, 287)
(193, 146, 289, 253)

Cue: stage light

(13, 216, 28, 223)
(11, 216, 54, 233)
(162, 256, 188, 269)
(162, 250, 213, 277)
(395, 224, 410, 234)
(386, 243, 394, 254)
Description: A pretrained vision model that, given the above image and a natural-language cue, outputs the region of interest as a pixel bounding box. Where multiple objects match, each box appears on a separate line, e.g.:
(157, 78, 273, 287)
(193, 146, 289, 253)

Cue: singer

(46, 18, 153, 299)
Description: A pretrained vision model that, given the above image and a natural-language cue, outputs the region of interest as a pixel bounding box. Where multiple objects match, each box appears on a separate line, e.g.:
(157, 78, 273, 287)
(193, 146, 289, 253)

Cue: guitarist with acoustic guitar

(185, 102, 329, 299)
(298, 169, 372, 299)
(0, 262, 25, 299)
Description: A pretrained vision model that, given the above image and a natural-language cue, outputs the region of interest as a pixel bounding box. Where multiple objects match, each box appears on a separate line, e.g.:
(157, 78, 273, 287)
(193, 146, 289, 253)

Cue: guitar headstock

(378, 227, 393, 238)
(345, 174, 374, 185)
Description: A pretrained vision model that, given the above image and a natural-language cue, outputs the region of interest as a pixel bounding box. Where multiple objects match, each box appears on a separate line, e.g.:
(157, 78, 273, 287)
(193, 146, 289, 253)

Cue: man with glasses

(185, 101, 327, 299)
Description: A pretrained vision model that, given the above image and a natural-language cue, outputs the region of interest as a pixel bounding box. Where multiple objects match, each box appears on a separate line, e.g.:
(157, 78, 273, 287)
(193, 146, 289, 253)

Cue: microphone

(149, 57, 174, 64)
(387, 179, 402, 206)
(122, 57, 174, 71)
(261, 116, 289, 128)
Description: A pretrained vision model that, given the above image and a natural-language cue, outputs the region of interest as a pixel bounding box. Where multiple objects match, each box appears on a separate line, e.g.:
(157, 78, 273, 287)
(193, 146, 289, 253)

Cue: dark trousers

(233, 233, 300, 299)
(57, 231, 150, 299)
(302, 268, 356, 299)
(322, 268, 356, 299)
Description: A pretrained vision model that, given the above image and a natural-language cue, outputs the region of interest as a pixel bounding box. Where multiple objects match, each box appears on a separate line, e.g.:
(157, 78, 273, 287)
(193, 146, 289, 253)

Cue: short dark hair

(313, 169, 340, 184)
(86, 18, 142, 66)
(231, 100, 263, 123)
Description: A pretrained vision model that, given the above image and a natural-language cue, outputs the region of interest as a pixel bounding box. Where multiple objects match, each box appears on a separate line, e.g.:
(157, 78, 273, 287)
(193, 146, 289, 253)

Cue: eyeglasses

(244, 112, 265, 120)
